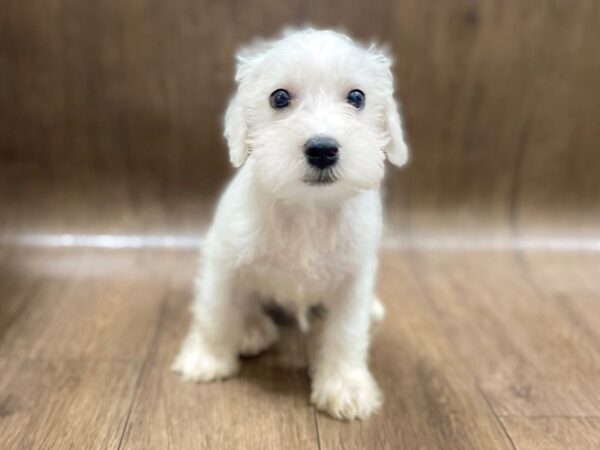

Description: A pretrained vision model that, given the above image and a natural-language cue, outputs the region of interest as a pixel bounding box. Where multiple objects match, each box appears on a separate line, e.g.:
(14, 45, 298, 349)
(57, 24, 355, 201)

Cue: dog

(173, 28, 408, 420)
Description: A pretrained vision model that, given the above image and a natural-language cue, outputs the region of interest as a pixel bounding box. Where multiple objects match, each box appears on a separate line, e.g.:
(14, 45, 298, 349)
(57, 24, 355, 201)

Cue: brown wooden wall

(2, 0, 599, 238)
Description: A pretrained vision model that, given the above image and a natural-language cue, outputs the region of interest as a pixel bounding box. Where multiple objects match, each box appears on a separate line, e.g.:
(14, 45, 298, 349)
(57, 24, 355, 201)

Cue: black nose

(304, 136, 339, 169)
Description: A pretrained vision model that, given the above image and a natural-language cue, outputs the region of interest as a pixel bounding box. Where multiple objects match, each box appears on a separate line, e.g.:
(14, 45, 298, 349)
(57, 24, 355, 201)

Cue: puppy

(173, 29, 408, 420)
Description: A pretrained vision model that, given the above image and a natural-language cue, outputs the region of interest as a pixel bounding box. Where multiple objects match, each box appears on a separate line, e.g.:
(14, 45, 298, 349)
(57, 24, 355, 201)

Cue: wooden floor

(1, 244, 599, 449)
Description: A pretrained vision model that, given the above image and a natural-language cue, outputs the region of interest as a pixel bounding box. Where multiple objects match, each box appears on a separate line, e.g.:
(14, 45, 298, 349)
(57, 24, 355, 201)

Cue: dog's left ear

(369, 45, 409, 167)
(383, 94, 409, 167)
(224, 93, 248, 168)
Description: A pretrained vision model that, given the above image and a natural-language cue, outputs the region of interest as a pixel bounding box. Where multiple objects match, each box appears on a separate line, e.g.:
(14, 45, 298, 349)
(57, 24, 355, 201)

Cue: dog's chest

(245, 207, 356, 303)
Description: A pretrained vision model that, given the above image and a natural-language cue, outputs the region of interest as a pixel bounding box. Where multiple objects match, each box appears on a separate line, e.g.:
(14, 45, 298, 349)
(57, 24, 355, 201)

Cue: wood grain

(412, 250, 600, 417)
(0, 247, 599, 448)
(2, 0, 599, 236)
(501, 417, 600, 450)
(0, 357, 141, 449)
(520, 251, 600, 349)
(0, 248, 170, 360)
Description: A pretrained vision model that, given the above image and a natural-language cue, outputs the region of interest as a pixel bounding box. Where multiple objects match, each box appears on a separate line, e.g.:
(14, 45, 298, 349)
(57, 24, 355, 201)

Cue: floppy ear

(223, 38, 276, 168)
(224, 93, 248, 168)
(368, 43, 409, 167)
(383, 94, 409, 167)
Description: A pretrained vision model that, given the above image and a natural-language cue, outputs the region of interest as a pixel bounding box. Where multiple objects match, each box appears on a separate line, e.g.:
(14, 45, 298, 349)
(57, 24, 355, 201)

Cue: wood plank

(521, 251, 600, 350)
(502, 417, 600, 450)
(316, 252, 514, 450)
(0, 357, 140, 449)
(0, 248, 42, 346)
(413, 250, 600, 417)
(120, 255, 319, 450)
(0, 248, 174, 360)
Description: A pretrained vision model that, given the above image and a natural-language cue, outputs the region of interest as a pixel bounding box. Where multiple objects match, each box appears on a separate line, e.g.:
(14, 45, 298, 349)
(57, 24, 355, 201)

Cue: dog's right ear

(224, 40, 274, 168)
(224, 93, 248, 168)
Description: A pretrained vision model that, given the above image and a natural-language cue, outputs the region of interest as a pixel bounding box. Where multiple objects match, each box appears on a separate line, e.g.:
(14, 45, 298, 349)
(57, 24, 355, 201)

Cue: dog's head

(224, 29, 408, 201)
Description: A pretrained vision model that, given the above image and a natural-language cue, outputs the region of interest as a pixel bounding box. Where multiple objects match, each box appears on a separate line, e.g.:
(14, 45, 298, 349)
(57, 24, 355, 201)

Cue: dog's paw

(370, 296, 386, 322)
(172, 335, 239, 382)
(239, 313, 279, 357)
(311, 369, 382, 420)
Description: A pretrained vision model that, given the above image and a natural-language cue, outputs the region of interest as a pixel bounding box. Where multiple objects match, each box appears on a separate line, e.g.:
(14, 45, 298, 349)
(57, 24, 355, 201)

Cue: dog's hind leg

(239, 301, 279, 357)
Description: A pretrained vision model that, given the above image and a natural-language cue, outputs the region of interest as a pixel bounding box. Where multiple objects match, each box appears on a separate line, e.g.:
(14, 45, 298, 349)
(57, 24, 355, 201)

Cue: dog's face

(224, 29, 408, 202)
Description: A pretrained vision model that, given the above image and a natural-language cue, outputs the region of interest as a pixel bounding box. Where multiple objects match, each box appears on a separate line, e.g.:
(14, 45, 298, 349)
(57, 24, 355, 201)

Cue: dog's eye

(347, 89, 365, 109)
(270, 89, 291, 109)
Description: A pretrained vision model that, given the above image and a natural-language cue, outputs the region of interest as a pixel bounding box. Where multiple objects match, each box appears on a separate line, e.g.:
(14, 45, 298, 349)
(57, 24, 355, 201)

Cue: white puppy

(173, 29, 408, 420)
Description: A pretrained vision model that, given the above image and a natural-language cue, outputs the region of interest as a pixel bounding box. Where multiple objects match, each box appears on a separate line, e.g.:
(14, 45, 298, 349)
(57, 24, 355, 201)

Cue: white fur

(173, 29, 408, 420)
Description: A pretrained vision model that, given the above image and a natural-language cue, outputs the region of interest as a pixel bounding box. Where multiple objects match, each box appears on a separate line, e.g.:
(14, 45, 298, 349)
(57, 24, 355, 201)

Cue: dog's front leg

(172, 259, 242, 382)
(309, 278, 382, 420)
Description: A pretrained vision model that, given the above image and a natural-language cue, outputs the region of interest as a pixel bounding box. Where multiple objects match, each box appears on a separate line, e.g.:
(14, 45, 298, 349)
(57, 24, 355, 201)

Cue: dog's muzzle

(304, 136, 339, 170)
